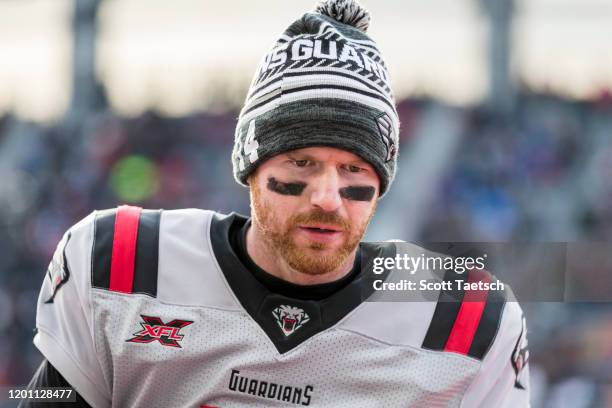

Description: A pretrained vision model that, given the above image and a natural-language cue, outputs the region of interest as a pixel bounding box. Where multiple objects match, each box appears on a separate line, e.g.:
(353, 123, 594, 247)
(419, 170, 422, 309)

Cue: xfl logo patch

(126, 315, 193, 348)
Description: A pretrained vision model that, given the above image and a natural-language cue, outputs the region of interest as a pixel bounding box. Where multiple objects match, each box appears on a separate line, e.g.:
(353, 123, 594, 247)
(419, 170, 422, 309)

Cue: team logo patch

(512, 315, 529, 390)
(44, 233, 71, 304)
(375, 112, 396, 162)
(272, 305, 310, 337)
(126, 315, 193, 348)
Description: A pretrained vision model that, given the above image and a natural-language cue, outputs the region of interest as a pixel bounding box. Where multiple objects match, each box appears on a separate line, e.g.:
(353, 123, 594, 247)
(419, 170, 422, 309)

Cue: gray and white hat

(232, 0, 400, 196)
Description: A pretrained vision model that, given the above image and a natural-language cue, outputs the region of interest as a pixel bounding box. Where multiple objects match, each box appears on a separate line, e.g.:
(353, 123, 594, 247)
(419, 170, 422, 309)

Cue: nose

(309, 167, 342, 212)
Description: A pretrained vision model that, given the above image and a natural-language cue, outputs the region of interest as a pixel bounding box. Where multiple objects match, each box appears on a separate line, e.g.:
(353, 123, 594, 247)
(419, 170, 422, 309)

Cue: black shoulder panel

(92, 209, 115, 290)
(467, 282, 506, 359)
(132, 209, 162, 296)
(421, 269, 466, 352)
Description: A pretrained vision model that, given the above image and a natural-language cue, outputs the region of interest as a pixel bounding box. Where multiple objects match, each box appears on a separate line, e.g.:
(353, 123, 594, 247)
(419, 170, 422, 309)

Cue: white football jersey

(34, 206, 530, 408)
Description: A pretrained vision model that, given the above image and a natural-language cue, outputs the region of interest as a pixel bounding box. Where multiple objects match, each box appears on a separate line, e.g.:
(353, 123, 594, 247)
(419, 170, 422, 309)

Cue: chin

(282, 241, 356, 275)
(297, 238, 342, 254)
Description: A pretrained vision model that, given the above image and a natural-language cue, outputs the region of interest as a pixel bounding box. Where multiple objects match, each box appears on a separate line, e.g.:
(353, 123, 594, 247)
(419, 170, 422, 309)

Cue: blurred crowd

(0, 91, 611, 406)
(420, 92, 612, 242)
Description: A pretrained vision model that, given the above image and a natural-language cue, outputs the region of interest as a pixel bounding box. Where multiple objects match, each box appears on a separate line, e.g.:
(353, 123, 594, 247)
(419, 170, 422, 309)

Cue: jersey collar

(209, 212, 395, 354)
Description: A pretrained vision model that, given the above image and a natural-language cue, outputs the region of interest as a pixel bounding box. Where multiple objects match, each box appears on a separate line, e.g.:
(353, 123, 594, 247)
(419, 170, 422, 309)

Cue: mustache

(288, 209, 351, 231)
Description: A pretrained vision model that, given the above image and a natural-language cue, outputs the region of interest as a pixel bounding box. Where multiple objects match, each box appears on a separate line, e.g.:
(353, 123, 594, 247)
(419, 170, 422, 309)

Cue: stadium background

(0, 0, 611, 406)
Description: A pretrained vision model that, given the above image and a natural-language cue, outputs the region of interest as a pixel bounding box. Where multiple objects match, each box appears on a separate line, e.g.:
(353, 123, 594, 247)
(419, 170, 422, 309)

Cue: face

(249, 146, 380, 276)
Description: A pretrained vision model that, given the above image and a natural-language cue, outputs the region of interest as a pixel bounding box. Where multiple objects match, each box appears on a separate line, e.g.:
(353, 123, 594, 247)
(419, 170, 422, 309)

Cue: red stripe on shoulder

(443, 269, 492, 355)
(109, 205, 142, 293)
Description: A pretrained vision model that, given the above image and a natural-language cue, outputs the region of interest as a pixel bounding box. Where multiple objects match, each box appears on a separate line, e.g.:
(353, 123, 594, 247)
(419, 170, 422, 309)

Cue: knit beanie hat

(232, 0, 399, 196)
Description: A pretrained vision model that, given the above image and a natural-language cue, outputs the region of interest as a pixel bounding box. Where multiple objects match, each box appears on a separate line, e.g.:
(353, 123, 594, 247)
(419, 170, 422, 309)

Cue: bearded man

(22, 1, 530, 407)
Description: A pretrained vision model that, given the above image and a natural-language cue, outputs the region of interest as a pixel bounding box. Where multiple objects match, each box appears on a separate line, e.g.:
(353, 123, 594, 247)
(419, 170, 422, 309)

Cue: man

(23, 0, 530, 406)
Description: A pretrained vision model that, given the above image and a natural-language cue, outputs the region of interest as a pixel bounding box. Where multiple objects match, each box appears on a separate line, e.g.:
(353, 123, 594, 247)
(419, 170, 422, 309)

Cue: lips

(283, 319, 296, 330)
(297, 224, 344, 245)
(299, 224, 343, 233)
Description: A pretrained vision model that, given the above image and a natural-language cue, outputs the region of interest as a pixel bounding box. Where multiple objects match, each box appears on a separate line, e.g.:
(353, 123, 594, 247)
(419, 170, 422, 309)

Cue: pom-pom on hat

(315, 0, 371, 31)
(232, 0, 399, 196)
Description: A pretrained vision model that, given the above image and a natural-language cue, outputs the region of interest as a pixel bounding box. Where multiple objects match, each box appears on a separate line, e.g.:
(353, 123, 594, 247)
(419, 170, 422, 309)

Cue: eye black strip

(267, 177, 307, 196)
(339, 186, 375, 201)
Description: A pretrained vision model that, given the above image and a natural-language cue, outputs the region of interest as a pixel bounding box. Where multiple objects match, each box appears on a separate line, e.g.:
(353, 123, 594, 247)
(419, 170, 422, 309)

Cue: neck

(245, 221, 357, 286)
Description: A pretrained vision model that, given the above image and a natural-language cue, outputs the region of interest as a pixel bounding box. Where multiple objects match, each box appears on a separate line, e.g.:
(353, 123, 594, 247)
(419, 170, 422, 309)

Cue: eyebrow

(348, 159, 370, 167)
(286, 152, 316, 161)
(286, 152, 370, 167)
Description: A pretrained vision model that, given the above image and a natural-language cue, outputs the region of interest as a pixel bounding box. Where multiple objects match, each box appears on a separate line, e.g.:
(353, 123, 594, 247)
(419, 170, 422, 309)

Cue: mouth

(297, 224, 344, 244)
(284, 319, 296, 330)
(299, 224, 343, 233)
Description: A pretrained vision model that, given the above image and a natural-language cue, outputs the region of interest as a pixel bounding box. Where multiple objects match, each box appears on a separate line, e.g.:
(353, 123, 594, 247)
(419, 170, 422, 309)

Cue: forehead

(267, 146, 370, 165)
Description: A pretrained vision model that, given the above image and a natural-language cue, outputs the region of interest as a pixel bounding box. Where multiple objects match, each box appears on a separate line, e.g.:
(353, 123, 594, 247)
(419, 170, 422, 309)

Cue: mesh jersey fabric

(32, 208, 530, 408)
